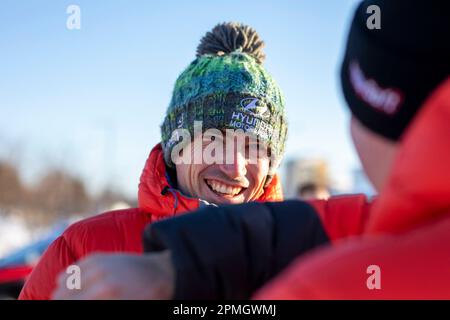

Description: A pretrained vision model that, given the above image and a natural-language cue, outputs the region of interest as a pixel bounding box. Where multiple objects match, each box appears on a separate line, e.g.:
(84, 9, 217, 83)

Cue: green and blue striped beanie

(161, 22, 287, 182)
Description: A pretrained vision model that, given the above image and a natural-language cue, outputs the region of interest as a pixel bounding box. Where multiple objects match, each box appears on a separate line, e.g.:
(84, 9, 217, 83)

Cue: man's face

(175, 131, 271, 205)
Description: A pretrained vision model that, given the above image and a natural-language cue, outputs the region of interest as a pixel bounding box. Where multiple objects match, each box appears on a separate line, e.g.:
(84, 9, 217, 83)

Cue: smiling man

(19, 22, 287, 300)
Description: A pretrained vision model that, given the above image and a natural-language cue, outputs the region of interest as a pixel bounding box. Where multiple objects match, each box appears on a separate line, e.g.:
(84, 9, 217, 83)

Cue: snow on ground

(0, 215, 32, 258)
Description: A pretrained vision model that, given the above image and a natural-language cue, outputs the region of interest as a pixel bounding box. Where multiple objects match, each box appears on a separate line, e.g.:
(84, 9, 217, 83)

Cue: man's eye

(203, 136, 219, 143)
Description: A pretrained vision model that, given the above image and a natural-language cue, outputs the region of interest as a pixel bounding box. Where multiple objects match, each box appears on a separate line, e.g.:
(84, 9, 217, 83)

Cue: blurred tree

(0, 161, 25, 206)
(0, 159, 135, 226)
(94, 188, 136, 211)
(33, 170, 91, 217)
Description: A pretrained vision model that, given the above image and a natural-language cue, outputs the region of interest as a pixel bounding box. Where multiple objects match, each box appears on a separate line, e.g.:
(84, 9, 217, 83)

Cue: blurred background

(0, 1, 375, 293)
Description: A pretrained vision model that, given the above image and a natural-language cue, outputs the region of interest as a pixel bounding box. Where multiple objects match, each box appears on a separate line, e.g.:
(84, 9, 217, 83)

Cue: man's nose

(220, 151, 247, 179)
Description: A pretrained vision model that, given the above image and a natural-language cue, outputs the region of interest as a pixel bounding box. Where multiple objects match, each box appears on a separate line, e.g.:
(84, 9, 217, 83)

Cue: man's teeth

(206, 180, 242, 196)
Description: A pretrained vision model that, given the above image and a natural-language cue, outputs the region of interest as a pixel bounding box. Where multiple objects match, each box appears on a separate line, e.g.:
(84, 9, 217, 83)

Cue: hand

(52, 250, 174, 300)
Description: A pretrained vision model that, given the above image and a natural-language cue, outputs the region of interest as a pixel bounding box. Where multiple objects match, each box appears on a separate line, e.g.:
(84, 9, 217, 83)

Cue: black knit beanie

(341, 0, 450, 141)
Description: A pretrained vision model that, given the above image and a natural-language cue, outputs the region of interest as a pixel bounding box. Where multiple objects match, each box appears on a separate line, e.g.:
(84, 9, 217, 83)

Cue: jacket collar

(367, 78, 450, 234)
(138, 143, 284, 218)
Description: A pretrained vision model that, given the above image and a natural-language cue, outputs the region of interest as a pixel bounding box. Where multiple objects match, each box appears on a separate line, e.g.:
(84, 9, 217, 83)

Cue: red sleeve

(254, 216, 450, 300)
(307, 194, 373, 242)
(18, 235, 77, 300)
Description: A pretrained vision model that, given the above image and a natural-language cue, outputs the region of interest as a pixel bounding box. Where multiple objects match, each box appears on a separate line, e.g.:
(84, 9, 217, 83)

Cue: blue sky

(0, 0, 363, 198)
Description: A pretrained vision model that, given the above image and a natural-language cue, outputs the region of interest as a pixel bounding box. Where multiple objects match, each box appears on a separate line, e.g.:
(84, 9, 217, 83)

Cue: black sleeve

(143, 200, 329, 300)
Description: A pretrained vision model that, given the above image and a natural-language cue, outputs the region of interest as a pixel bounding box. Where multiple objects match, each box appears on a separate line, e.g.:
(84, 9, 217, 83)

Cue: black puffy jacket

(143, 200, 329, 299)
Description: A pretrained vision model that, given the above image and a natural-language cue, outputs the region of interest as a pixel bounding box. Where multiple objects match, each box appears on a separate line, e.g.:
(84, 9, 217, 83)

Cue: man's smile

(204, 179, 247, 197)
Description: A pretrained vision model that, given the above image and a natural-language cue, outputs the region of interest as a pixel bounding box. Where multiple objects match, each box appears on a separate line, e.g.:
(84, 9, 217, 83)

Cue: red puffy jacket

(19, 143, 284, 300)
(255, 78, 450, 299)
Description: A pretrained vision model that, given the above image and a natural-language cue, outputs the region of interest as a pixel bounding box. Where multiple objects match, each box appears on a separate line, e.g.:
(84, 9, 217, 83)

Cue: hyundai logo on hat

(240, 97, 269, 118)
